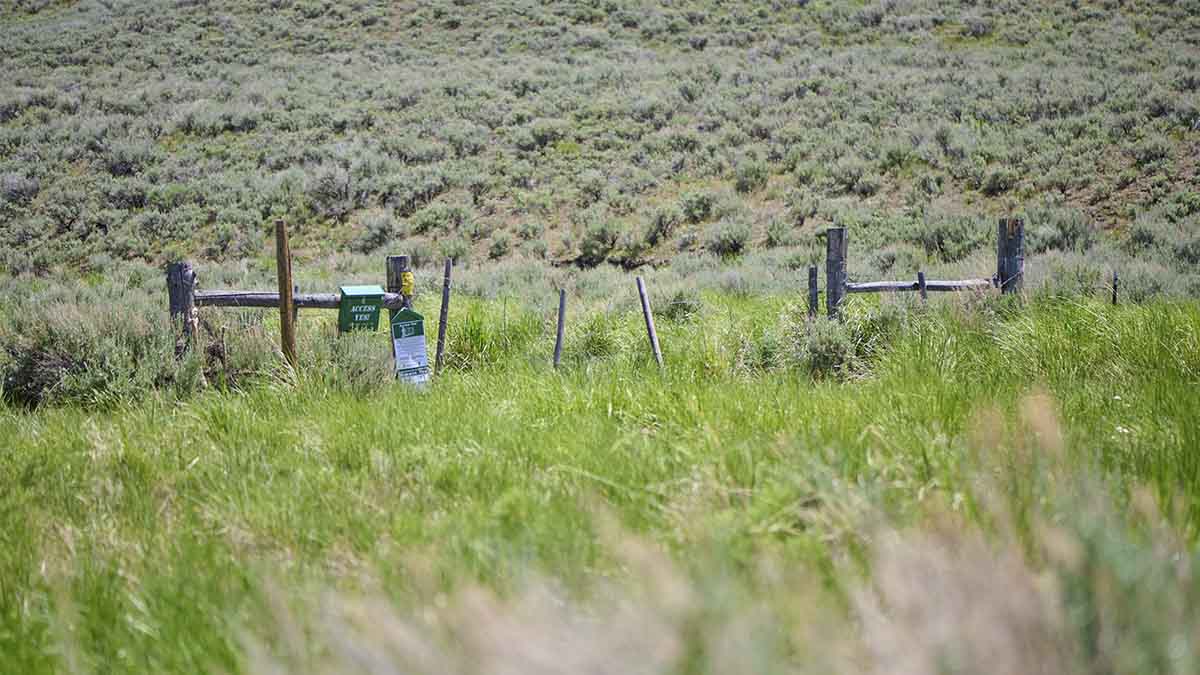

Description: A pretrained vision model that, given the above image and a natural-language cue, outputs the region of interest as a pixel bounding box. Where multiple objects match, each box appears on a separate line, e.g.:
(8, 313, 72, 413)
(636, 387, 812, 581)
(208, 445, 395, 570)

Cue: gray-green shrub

(704, 218, 751, 258)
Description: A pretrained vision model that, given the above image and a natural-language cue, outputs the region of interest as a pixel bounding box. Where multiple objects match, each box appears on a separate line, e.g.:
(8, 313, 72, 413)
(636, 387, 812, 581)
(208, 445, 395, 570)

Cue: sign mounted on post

(390, 307, 430, 385)
(337, 285, 386, 334)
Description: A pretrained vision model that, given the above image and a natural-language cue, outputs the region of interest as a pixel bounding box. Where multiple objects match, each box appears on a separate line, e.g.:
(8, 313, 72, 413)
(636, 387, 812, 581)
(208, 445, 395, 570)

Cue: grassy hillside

(3, 3, 1200, 673)
(1, 0, 1198, 286)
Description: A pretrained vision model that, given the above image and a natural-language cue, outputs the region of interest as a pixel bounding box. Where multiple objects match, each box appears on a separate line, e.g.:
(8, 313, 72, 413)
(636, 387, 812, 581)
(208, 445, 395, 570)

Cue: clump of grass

(779, 300, 910, 379)
(571, 310, 622, 360)
(655, 287, 703, 323)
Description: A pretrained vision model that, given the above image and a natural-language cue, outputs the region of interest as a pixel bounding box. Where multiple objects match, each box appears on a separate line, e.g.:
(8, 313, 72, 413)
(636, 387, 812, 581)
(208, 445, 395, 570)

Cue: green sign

(390, 307, 430, 385)
(337, 285, 385, 334)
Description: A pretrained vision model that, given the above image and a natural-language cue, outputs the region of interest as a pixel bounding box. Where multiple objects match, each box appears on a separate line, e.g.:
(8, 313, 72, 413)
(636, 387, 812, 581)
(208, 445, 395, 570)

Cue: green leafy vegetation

(1, 0, 1198, 276)
(4, 1, 1200, 672)
(2, 298, 1199, 672)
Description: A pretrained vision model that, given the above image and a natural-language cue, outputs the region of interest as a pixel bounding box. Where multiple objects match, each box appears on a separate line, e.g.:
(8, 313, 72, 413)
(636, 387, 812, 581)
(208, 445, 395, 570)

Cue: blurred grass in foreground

(1, 298, 1198, 673)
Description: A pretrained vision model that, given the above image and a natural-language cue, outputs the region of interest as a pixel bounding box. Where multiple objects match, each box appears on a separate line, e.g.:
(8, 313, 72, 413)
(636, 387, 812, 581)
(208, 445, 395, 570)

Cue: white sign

(390, 308, 430, 386)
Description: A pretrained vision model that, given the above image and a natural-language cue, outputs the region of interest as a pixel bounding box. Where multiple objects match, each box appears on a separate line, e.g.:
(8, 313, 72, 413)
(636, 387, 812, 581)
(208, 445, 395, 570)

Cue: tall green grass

(1, 299, 1198, 672)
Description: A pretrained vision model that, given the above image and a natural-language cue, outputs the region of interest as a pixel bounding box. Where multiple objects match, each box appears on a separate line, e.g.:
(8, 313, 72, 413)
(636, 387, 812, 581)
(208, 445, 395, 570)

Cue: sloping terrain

(4, 4, 1200, 673)
(1, 0, 1198, 276)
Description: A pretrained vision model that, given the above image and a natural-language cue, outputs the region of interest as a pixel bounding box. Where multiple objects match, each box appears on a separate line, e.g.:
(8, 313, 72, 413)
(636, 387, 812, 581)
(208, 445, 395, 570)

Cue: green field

(4, 297, 1200, 672)
(3, 0, 1200, 673)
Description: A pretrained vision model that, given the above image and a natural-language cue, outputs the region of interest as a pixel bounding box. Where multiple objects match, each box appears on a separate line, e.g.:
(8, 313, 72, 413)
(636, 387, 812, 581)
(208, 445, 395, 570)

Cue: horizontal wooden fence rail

(846, 279, 994, 294)
(194, 290, 407, 310)
(823, 219, 1025, 318)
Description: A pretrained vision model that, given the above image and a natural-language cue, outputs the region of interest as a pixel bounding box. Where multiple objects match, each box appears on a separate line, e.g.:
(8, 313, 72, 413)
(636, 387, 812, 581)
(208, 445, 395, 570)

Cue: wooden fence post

(1112, 270, 1119, 305)
(435, 258, 452, 375)
(166, 261, 198, 356)
(636, 277, 663, 369)
(825, 227, 847, 319)
(386, 255, 413, 315)
(807, 265, 818, 319)
(553, 288, 567, 369)
(918, 271, 928, 303)
(275, 220, 298, 370)
(996, 218, 1025, 295)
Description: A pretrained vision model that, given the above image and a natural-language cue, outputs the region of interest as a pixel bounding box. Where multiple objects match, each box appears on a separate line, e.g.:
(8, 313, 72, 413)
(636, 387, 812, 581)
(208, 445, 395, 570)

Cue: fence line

(818, 218, 1024, 318)
(170, 217, 1131, 372)
(846, 279, 993, 294)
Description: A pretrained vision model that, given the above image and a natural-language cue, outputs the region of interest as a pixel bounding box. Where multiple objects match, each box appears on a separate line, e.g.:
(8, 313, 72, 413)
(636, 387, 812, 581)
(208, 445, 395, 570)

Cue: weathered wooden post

(386, 255, 413, 312)
(918, 271, 928, 303)
(1112, 270, 1119, 305)
(553, 288, 567, 369)
(807, 265, 818, 319)
(435, 258, 452, 375)
(166, 261, 198, 356)
(996, 218, 1024, 295)
(825, 227, 847, 319)
(275, 220, 298, 369)
(635, 277, 663, 369)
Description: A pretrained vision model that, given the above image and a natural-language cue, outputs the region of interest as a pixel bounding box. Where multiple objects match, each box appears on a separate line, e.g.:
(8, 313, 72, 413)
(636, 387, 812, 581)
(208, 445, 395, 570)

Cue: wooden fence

(813, 217, 1024, 319)
(170, 217, 1104, 372)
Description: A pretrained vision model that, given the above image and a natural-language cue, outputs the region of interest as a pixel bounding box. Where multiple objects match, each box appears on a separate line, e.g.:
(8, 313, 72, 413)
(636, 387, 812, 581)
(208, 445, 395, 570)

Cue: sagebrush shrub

(441, 120, 488, 158)
(578, 219, 623, 267)
(411, 203, 471, 235)
(0, 277, 203, 407)
(351, 210, 395, 253)
(871, 243, 925, 275)
(734, 159, 769, 193)
(577, 170, 607, 206)
(1125, 212, 1200, 269)
(0, 173, 39, 204)
(1131, 135, 1172, 166)
(488, 233, 511, 260)
(306, 164, 352, 220)
(905, 214, 991, 262)
(644, 205, 683, 246)
(704, 218, 751, 258)
(516, 221, 544, 240)
(962, 13, 992, 37)
(1119, 259, 1187, 302)
(520, 238, 548, 259)
(439, 236, 471, 265)
(679, 191, 716, 223)
(980, 166, 1017, 196)
(829, 157, 868, 194)
(785, 188, 819, 227)
(1025, 206, 1095, 253)
(782, 310, 856, 380)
